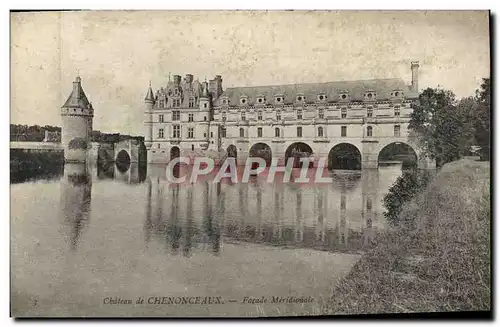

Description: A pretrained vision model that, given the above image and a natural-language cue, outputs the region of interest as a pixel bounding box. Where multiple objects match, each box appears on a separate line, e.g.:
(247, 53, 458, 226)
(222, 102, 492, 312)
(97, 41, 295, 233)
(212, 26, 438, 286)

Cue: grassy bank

(323, 159, 491, 314)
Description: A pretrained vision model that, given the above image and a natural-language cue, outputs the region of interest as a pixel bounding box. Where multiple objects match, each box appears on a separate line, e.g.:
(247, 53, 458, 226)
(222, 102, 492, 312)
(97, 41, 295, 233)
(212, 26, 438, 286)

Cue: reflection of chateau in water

(59, 164, 92, 251)
(144, 166, 399, 254)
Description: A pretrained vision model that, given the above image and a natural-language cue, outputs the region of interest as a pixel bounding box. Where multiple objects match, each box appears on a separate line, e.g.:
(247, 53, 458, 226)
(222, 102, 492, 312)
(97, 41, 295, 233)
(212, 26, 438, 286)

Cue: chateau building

(144, 61, 434, 169)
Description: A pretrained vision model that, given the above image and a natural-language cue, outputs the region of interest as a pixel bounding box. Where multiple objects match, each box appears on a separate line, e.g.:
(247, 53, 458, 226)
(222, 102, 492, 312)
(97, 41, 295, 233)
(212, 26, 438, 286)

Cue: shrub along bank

(323, 159, 490, 314)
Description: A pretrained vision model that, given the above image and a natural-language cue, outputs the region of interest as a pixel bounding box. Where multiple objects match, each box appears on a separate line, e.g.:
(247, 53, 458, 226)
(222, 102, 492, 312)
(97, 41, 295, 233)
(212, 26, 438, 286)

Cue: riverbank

(323, 159, 491, 314)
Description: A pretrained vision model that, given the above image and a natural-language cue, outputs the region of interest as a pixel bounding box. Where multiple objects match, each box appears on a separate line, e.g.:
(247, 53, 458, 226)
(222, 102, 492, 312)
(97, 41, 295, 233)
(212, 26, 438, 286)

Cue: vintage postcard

(10, 10, 491, 318)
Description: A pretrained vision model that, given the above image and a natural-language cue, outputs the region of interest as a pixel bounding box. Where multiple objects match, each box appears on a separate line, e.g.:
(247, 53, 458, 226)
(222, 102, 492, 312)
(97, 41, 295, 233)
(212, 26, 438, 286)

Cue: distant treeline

(10, 124, 61, 142)
(10, 124, 142, 143)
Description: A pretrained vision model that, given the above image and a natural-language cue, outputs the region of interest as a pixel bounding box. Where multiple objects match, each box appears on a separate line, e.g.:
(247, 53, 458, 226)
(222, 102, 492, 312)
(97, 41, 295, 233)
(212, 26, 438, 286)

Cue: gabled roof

(214, 78, 416, 106)
(62, 77, 91, 108)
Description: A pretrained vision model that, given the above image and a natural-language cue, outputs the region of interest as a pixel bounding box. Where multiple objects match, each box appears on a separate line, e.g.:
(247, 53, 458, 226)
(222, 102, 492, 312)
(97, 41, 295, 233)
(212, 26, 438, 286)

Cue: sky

(11, 10, 490, 135)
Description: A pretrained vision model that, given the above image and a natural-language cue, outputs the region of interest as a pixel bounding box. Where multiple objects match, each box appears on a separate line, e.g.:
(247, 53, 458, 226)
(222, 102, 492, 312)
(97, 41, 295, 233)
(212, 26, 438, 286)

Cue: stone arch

(285, 142, 314, 168)
(378, 142, 418, 170)
(227, 144, 238, 160)
(170, 146, 180, 162)
(328, 143, 362, 170)
(115, 150, 131, 173)
(249, 142, 272, 166)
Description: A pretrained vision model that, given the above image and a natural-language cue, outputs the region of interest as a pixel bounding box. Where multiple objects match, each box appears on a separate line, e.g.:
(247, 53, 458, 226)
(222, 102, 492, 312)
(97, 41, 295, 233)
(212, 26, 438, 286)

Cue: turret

(144, 83, 155, 149)
(411, 61, 419, 93)
(61, 75, 93, 163)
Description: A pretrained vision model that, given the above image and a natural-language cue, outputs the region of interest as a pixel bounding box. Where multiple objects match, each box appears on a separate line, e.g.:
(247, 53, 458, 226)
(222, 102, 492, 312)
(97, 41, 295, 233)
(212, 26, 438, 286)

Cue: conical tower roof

(145, 82, 155, 102)
(62, 76, 91, 108)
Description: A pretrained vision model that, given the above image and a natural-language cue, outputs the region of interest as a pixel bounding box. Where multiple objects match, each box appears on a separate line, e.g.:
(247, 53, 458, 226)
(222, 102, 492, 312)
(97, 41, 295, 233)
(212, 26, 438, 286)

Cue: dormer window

(275, 95, 284, 104)
(256, 96, 266, 105)
(317, 93, 327, 102)
(188, 97, 195, 108)
(364, 91, 376, 101)
(240, 96, 248, 105)
(221, 96, 229, 106)
(391, 90, 404, 100)
(339, 91, 349, 102)
(296, 94, 305, 103)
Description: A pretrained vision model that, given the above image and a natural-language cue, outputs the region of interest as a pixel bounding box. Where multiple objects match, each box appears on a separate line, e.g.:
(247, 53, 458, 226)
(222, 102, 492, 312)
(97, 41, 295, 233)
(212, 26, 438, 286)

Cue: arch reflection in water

(113, 162, 147, 184)
(59, 163, 92, 252)
(143, 177, 222, 256)
(144, 166, 400, 254)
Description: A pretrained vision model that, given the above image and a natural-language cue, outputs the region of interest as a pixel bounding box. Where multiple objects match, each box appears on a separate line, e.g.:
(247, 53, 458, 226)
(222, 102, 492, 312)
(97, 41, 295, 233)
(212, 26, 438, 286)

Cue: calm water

(11, 162, 402, 317)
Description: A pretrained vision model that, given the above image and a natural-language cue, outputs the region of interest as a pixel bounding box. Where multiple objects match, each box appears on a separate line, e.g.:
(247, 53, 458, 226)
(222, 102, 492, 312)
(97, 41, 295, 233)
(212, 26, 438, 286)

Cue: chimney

(173, 75, 181, 85)
(411, 61, 419, 93)
(185, 74, 193, 84)
(73, 76, 81, 98)
(209, 75, 223, 99)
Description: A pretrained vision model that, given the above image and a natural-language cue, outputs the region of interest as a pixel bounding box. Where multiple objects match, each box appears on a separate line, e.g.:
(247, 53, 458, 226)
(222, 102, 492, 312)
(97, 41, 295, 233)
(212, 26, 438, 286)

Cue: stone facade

(61, 76, 94, 163)
(144, 61, 435, 169)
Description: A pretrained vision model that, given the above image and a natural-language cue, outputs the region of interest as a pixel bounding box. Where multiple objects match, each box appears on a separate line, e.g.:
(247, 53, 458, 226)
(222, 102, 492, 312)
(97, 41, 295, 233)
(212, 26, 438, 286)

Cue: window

(241, 112, 246, 121)
(239, 128, 244, 137)
(318, 109, 324, 119)
(188, 113, 194, 122)
(367, 108, 373, 118)
(188, 127, 194, 138)
(276, 111, 281, 120)
(394, 107, 400, 117)
(191, 144, 195, 151)
(297, 95, 304, 102)
(366, 198, 372, 211)
(188, 98, 195, 108)
(210, 132, 213, 138)
(367, 126, 373, 137)
(204, 116, 207, 121)
(257, 111, 263, 120)
(173, 125, 180, 138)
(341, 195, 346, 209)
(204, 103, 208, 108)
(159, 114, 164, 122)
(341, 108, 347, 118)
(159, 100, 165, 108)
(297, 109, 303, 120)
(157, 143, 160, 149)
(275, 97, 282, 103)
(318, 94, 325, 101)
(240, 98, 247, 105)
(257, 98, 264, 104)
(341, 126, 347, 137)
(257, 127, 263, 137)
(173, 99, 180, 108)
(297, 126, 302, 137)
(394, 125, 401, 137)
(275, 127, 280, 137)
(158, 128, 164, 138)
(222, 113, 227, 122)
(221, 127, 227, 138)
(318, 126, 324, 137)
(172, 110, 180, 121)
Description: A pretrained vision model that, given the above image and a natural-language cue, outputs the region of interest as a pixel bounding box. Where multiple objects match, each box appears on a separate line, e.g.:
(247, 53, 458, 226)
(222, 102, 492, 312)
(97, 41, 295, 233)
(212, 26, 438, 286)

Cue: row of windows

(157, 107, 402, 123)
(223, 91, 403, 106)
(158, 113, 207, 122)
(220, 108, 401, 121)
(157, 125, 402, 139)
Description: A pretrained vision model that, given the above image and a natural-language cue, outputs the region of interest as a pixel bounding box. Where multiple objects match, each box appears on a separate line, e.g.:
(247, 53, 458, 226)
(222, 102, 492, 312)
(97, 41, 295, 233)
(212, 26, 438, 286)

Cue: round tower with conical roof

(144, 83, 155, 150)
(61, 76, 94, 163)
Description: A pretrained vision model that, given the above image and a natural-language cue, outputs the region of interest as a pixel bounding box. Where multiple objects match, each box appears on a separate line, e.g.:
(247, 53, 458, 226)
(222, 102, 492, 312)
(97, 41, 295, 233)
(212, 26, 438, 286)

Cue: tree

(473, 78, 491, 160)
(409, 88, 475, 167)
(383, 169, 432, 226)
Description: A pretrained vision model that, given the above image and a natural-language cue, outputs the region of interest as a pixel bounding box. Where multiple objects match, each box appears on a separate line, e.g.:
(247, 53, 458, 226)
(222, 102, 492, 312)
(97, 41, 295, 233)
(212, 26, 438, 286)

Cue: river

(10, 162, 402, 317)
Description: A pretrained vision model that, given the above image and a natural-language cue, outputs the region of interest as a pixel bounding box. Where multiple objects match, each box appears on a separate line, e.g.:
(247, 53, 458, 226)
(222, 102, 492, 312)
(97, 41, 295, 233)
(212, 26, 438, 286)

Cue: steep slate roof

(144, 86, 155, 102)
(215, 78, 416, 106)
(62, 79, 91, 108)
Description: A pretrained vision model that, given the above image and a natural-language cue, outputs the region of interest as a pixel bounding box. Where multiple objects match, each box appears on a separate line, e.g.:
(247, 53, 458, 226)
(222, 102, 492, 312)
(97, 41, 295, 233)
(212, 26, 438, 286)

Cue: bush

(383, 169, 432, 226)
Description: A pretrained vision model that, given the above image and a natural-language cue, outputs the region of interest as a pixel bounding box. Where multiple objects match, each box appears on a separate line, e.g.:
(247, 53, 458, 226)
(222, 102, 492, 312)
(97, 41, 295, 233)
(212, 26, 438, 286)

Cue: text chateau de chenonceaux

(60, 61, 435, 171)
